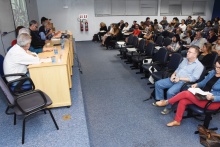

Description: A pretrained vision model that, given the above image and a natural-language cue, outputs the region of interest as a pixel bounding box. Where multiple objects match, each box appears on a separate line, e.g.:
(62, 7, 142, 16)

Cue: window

(160, 0, 207, 16)
(94, 0, 158, 16)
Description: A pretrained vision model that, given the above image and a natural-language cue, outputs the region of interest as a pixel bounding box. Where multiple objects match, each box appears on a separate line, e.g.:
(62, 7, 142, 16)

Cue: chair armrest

(15, 90, 47, 114)
(143, 58, 152, 65)
(3, 73, 27, 78)
(180, 82, 195, 91)
(7, 77, 35, 96)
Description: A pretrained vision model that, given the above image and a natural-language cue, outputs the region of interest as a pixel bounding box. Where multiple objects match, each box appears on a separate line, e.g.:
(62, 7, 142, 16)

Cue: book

(188, 88, 212, 100)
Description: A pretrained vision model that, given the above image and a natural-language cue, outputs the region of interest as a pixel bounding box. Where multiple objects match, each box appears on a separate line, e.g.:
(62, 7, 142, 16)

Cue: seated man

(3, 33, 41, 83)
(29, 20, 49, 49)
(181, 31, 207, 56)
(129, 24, 141, 37)
(153, 46, 204, 114)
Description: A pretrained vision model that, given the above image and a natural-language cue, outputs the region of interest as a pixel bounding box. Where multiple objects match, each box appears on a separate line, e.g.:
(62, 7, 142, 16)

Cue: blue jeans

(155, 78, 185, 108)
(29, 46, 43, 54)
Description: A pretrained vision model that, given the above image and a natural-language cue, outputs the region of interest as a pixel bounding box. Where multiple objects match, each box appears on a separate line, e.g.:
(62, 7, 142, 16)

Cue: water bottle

(61, 36, 65, 50)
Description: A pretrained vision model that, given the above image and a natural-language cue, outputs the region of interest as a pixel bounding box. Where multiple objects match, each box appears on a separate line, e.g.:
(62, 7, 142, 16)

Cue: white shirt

(122, 26, 130, 33)
(179, 24, 186, 32)
(190, 37, 207, 49)
(3, 44, 40, 82)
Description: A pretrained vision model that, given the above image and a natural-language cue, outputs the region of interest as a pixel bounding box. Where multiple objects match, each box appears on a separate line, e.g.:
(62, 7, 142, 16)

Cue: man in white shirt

(4, 33, 40, 82)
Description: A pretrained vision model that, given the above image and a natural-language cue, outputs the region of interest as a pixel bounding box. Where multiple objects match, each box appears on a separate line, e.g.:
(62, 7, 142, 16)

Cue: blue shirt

(197, 70, 220, 102)
(175, 58, 204, 82)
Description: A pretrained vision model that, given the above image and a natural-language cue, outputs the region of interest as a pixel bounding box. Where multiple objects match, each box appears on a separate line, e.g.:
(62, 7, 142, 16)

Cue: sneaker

(161, 108, 172, 115)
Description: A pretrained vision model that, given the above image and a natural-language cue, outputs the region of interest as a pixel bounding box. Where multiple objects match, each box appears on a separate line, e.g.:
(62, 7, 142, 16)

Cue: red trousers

(168, 91, 220, 122)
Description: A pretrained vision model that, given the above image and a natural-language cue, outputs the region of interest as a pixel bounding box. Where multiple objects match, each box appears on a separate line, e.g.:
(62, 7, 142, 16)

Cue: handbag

(198, 125, 220, 147)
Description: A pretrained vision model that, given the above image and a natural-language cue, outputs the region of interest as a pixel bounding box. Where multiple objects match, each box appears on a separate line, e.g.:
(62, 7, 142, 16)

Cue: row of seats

(114, 34, 220, 133)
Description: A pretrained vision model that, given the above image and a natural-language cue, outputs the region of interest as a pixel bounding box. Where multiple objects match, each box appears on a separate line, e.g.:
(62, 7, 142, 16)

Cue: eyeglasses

(214, 65, 220, 69)
(187, 51, 196, 54)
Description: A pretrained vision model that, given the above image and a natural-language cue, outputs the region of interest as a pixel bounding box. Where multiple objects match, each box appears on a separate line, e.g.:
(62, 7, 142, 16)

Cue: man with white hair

(3, 33, 40, 82)
(18, 28, 53, 53)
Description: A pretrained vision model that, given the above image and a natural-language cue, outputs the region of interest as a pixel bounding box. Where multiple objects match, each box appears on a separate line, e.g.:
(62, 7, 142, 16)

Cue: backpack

(92, 34, 99, 42)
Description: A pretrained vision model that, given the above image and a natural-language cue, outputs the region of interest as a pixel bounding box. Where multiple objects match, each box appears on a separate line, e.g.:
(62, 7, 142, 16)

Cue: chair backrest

(155, 47, 169, 64)
(144, 42, 155, 57)
(115, 31, 123, 41)
(0, 77, 15, 105)
(132, 36, 139, 48)
(197, 66, 207, 83)
(155, 35, 164, 46)
(137, 39, 146, 53)
(163, 37, 172, 47)
(167, 53, 183, 70)
(208, 51, 219, 70)
(0, 54, 4, 76)
(168, 32, 175, 38)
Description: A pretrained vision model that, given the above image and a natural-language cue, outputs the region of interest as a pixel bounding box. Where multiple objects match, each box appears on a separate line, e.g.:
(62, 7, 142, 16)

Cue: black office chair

(154, 35, 164, 47)
(205, 51, 219, 71)
(151, 53, 183, 82)
(163, 37, 172, 47)
(121, 36, 139, 59)
(131, 42, 155, 72)
(125, 38, 146, 64)
(0, 76, 59, 144)
(168, 32, 175, 38)
(141, 47, 169, 79)
(184, 102, 220, 133)
(119, 34, 134, 57)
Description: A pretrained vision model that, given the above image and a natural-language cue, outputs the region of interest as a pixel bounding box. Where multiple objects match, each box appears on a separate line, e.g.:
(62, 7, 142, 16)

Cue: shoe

(152, 102, 159, 106)
(167, 120, 181, 127)
(161, 108, 172, 115)
(156, 100, 168, 107)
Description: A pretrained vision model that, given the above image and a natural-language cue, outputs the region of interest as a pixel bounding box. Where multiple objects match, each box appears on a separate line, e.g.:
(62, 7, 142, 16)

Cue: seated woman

(212, 36, 220, 56)
(101, 23, 114, 46)
(103, 24, 120, 47)
(155, 59, 220, 127)
(143, 25, 154, 45)
(181, 30, 192, 45)
(98, 22, 108, 41)
(199, 43, 213, 69)
(122, 22, 129, 33)
(166, 34, 180, 53)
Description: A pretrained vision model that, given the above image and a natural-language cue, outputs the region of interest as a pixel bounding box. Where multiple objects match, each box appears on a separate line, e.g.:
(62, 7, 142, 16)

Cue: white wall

(37, 0, 215, 41)
(26, 0, 39, 21)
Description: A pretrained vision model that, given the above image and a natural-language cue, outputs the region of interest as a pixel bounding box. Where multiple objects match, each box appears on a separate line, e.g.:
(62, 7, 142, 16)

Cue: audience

(131, 24, 141, 37)
(155, 59, 220, 127)
(181, 30, 192, 45)
(199, 43, 213, 69)
(166, 34, 181, 53)
(122, 22, 129, 33)
(97, 22, 108, 41)
(185, 16, 192, 25)
(153, 46, 204, 115)
(207, 29, 218, 44)
(212, 36, 220, 56)
(178, 19, 186, 32)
